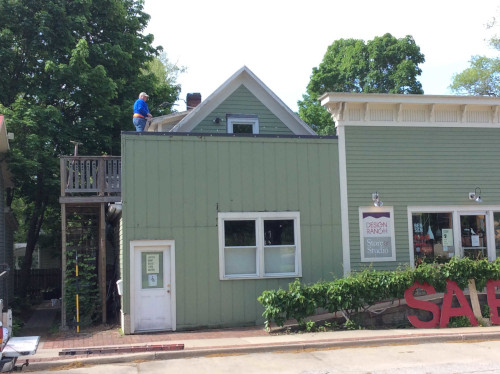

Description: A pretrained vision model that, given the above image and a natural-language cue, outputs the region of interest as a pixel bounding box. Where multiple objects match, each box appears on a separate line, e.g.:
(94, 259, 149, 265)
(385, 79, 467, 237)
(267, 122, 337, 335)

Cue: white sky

(143, 0, 499, 112)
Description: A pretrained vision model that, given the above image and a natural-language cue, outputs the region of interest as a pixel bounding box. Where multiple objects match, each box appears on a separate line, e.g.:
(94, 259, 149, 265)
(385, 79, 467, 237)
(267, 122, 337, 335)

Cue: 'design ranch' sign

(405, 280, 500, 328)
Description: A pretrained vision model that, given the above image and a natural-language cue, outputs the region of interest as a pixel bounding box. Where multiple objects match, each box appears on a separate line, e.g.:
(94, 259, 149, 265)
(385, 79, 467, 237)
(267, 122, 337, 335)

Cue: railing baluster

(92, 160, 97, 190)
(105, 159, 110, 191)
(68, 159, 74, 190)
(86, 160, 91, 189)
(62, 156, 121, 195)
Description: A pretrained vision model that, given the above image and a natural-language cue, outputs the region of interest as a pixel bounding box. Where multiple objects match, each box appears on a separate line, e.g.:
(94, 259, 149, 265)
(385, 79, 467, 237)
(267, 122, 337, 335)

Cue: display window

(409, 207, 500, 266)
(494, 213, 500, 259)
(412, 212, 454, 264)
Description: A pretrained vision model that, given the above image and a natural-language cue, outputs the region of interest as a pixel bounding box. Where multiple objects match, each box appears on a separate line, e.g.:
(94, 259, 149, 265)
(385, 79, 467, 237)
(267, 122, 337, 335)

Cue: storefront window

(494, 213, 500, 259)
(412, 212, 454, 264)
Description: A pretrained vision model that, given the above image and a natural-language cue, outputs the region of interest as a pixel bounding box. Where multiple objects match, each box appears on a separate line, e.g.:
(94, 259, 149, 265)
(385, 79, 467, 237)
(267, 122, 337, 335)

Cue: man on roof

(133, 92, 152, 131)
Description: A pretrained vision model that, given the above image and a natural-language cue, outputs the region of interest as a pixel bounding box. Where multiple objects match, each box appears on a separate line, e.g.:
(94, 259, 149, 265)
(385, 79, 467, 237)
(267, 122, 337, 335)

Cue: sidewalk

(21, 316, 500, 371)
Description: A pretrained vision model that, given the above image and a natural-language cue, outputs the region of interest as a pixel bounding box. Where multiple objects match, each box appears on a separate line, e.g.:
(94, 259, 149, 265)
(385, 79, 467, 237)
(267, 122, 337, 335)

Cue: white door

(458, 213, 488, 260)
(132, 241, 175, 332)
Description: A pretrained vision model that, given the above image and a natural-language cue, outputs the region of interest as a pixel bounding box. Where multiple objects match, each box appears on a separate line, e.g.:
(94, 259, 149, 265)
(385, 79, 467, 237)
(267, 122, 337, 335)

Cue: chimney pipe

(186, 93, 201, 110)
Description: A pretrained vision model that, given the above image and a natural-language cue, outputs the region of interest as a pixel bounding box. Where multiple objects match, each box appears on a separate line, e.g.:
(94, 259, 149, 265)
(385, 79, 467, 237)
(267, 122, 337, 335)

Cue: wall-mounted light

(372, 192, 383, 207)
(468, 187, 482, 203)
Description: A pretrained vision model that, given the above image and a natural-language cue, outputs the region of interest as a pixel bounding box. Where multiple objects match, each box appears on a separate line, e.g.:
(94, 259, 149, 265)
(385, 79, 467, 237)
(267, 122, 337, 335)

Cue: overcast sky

(143, 0, 499, 112)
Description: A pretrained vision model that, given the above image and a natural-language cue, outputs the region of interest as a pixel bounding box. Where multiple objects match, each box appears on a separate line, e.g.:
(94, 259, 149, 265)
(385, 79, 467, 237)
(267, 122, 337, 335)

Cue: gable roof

(171, 66, 316, 135)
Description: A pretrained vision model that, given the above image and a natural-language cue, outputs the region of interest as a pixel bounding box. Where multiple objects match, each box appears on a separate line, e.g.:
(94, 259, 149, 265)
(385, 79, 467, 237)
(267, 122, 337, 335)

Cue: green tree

(0, 0, 181, 296)
(450, 20, 500, 96)
(299, 33, 425, 134)
(143, 52, 186, 117)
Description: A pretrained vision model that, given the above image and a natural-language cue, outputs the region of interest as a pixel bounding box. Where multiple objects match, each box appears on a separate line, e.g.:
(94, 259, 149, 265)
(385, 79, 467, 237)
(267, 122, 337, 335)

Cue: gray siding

(191, 85, 294, 135)
(122, 134, 342, 329)
(345, 126, 500, 271)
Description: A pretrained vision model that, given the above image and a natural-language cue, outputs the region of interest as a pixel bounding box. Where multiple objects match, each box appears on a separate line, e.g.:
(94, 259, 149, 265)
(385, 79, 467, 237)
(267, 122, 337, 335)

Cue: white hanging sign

(359, 207, 396, 262)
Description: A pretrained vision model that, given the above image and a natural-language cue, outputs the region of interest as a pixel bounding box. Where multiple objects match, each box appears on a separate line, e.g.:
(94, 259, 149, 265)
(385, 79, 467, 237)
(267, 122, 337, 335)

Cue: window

(411, 212, 454, 264)
(218, 212, 301, 279)
(227, 115, 259, 134)
(408, 207, 500, 265)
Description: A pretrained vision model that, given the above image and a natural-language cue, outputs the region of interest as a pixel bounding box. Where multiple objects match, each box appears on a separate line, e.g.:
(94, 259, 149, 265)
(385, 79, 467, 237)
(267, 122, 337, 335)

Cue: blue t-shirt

(133, 98, 150, 117)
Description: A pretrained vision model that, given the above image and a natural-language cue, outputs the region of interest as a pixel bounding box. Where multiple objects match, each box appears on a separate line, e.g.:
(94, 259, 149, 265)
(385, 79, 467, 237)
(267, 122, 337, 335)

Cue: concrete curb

(25, 330, 500, 372)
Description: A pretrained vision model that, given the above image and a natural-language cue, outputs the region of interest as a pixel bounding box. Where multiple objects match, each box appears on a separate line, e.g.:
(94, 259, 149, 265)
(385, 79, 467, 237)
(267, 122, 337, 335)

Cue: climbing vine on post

(65, 248, 100, 328)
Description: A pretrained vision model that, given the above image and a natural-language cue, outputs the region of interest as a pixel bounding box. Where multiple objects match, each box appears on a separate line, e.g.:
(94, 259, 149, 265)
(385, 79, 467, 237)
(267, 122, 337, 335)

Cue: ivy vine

(65, 248, 101, 328)
(258, 257, 500, 330)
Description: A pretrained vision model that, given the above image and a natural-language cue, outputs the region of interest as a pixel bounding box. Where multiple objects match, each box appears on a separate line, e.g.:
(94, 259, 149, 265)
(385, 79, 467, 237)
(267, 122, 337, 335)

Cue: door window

(141, 252, 164, 288)
(460, 215, 487, 259)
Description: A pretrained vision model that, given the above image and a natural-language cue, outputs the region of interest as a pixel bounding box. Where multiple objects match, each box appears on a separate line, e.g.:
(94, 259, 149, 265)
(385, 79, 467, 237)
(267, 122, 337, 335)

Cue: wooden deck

(59, 155, 122, 328)
(59, 156, 121, 203)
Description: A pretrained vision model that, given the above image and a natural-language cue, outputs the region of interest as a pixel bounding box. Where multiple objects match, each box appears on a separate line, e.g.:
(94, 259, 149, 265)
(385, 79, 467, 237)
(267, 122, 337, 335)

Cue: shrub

(258, 257, 500, 330)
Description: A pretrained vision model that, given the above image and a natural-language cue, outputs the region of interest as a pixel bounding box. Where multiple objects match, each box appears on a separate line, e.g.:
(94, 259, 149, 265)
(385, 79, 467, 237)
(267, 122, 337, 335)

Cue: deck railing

(60, 156, 121, 196)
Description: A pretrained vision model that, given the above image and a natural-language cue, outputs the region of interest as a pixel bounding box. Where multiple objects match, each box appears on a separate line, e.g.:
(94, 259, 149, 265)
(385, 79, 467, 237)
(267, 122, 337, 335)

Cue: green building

(119, 67, 500, 334)
(320, 93, 500, 273)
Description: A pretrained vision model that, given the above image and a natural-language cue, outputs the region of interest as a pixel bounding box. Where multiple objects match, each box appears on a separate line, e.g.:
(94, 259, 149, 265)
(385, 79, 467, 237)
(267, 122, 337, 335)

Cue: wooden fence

(14, 269, 61, 299)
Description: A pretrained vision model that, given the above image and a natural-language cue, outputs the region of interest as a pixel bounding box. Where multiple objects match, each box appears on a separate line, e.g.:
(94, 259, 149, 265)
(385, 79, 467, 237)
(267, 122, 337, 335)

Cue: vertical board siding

(345, 126, 500, 272)
(122, 134, 341, 328)
(191, 85, 294, 135)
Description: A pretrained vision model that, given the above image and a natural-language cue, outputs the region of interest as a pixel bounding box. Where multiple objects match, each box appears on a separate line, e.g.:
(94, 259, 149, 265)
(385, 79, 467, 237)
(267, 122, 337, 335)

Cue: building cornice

(320, 93, 500, 128)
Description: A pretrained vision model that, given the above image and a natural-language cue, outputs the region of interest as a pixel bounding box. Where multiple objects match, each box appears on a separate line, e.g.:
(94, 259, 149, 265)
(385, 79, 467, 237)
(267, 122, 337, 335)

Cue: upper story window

(227, 114, 259, 134)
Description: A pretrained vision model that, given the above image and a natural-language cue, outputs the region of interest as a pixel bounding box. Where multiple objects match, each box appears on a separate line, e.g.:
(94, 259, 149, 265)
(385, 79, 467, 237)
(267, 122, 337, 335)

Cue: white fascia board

(336, 121, 500, 129)
(174, 67, 316, 135)
(241, 69, 316, 135)
(172, 67, 248, 132)
(320, 92, 500, 106)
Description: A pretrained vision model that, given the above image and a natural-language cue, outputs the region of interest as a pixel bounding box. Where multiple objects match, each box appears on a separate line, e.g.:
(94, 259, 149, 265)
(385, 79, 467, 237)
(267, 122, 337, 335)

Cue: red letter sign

(405, 282, 440, 328)
(487, 280, 500, 325)
(440, 281, 478, 327)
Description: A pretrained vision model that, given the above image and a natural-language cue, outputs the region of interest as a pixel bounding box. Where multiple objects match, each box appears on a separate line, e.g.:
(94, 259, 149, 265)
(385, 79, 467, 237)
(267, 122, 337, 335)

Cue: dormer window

(227, 114, 259, 134)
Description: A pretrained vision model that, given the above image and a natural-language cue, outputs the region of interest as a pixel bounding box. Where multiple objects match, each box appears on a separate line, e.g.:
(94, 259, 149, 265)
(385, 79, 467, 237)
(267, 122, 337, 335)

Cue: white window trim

(407, 205, 500, 267)
(227, 115, 259, 134)
(359, 206, 396, 262)
(218, 211, 301, 280)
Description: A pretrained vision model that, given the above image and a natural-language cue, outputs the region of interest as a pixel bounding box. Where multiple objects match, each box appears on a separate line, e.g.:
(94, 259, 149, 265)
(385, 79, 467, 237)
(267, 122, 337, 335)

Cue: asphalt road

(25, 339, 500, 374)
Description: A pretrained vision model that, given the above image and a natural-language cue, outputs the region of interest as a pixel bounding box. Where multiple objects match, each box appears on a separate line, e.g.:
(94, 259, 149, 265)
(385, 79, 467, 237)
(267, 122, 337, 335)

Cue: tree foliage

(450, 20, 500, 96)
(299, 33, 425, 134)
(0, 0, 182, 295)
(142, 52, 186, 117)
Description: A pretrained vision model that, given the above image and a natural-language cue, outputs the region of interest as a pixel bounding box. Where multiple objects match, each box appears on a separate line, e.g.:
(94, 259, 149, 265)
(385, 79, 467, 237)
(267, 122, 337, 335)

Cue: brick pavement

(40, 324, 268, 349)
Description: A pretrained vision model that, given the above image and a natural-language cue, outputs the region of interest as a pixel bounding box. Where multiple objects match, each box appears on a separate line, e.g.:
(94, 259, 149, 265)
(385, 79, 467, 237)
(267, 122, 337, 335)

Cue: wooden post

(60, 158, 66, 197)
(61, 203, 67, 329)
(468, 279, 490, 325)
(99, 203, 107, 324)
(98, 158, 105, 196)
